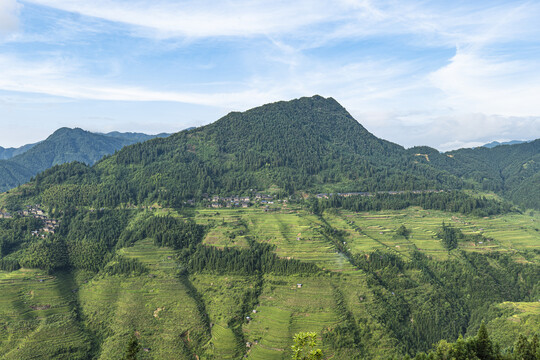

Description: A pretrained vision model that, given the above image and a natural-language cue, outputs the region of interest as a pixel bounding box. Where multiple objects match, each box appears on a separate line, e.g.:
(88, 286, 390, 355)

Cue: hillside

(0, 205, 537, 359)
(409, 139, 540, 209)
(0, 128, 170, 193)
(27, 96, 463, 208)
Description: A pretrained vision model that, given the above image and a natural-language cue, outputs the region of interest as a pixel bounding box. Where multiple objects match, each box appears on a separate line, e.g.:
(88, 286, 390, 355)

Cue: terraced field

(0, 269, 91, 359)
(322, 208, 540, 260)
(196, 208, 358, 272)
(243, 275, 338, 359)
(0, 206, 538, 359)
(84, 238, 208, 359)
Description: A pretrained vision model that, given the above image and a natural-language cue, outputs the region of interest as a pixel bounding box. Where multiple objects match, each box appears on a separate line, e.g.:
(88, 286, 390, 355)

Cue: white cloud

(3, 1, 540, 150)
(0, 52, 416, 110)
(0, 54, 282, 109)
(0, 0, 21, 35)
(354, 109, 540, 151)
(429, 49, 540, 117)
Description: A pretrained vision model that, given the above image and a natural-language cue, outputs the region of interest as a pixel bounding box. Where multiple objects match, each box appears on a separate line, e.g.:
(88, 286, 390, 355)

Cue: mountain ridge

(0, 128, 171, 192)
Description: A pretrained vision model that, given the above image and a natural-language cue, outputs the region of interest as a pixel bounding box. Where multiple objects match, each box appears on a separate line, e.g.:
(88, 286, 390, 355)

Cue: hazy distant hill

(0, 128, 170, 192)
(482, 140, 528, 148)
(0, 142, 40, 160)
(101, 131, 170, 143)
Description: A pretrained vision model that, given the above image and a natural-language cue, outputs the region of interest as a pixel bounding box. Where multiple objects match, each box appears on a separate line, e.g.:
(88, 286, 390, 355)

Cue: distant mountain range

(0, 128, 171, 192)
(482, 140, 529, 148)
(0, 142, 41, 160)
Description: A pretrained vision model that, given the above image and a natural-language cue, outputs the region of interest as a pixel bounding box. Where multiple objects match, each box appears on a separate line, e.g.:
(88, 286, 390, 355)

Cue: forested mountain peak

(4, 96, 537, 209)
(193, 95, 403, 160)
(209, 95, 371, 137)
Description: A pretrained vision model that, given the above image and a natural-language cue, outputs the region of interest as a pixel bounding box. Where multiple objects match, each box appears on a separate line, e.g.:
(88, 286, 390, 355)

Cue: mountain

(482, 140, 528, 148)
(0, 128, 170, 192)
(29, 96, 463, 208)
(5, 96, 539, 209)
(0, 142, 40, 160)
(0, 131, 171, 161)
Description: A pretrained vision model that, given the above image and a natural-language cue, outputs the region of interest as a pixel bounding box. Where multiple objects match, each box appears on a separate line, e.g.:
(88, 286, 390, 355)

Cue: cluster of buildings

(1, 205, 59, 237)
(23, 205, 59, 237)
(207, 193, 275, 208)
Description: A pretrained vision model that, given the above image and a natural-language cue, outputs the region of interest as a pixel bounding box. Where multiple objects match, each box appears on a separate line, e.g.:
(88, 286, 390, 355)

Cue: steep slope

(0, 128, 169, 192)
(30, 96, 462, 207)
(0, 160, 34, 190)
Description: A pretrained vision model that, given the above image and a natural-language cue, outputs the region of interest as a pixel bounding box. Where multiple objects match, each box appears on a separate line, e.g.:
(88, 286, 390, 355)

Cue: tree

(474, 322, 494, 360)
(291, 332, 323, 360)
(124, 335, 141, 360)
(396, 224, 411, 239)
(514, 334, 538, 360)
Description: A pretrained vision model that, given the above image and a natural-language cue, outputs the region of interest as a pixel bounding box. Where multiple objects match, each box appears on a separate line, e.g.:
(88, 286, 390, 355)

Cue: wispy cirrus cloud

(23, 0, 347, 38)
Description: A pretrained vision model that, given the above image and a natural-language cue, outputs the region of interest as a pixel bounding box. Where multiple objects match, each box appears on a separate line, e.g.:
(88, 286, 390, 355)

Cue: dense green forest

(3, 96, 535, 211)
(408, 139, 540, 209)
(309, 191, 515, 217)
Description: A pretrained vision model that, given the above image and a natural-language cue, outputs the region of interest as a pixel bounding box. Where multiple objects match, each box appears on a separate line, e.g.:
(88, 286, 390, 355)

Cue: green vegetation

(291, 332, 323, 360)
(0, 96, 538, 359)
(0, 206, 537, 359)
(313, 191, 515, 216)
(10, 96, 468, 210)
(409, 139, 540, 209)
(411, 322, 540, 360)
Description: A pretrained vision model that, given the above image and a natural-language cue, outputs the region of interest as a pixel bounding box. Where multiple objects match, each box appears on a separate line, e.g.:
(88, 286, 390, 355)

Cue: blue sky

(0, 0, 539, 150)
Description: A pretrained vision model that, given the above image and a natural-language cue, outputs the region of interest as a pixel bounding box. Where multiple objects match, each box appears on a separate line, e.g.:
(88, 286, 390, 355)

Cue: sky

(0, 0, 539, 151)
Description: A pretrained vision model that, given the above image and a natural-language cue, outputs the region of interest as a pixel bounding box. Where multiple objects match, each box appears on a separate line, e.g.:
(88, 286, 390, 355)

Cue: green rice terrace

(0, 202, 538, 359)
